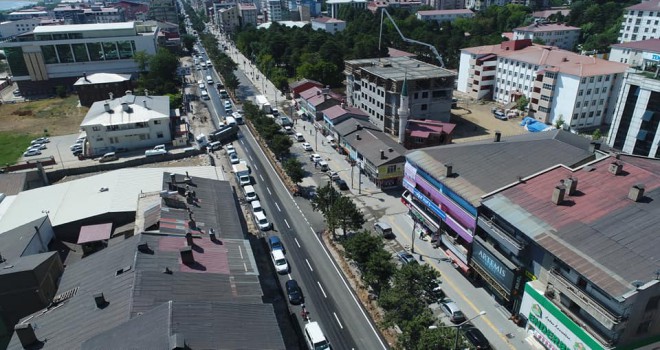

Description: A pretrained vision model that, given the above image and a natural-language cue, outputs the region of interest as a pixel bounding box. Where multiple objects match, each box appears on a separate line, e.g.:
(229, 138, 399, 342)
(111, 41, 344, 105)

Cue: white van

(201, 90, 209, 100)
(254, 211, 271, 231)
(318, 160, 329, 171)
(207, 141, 221, 151)
(243, 184, 257, 202)
(206, 75, 213, 84)
(304, 322, 330, 350)
(295, 133, 305, 142)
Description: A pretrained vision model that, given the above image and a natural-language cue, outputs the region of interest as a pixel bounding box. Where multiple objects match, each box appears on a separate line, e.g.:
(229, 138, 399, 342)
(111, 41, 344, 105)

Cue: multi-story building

(0, 18, 41, 40)
(311, 16, 346, 34)
(266, 0, 283, 22)
(618, 0, 660, 44)
(52, 4, 85, 24)
(402, 130, 597, 279)
(147, 0, 178, 23)
(478, 154, 660, 350)
(326, 0, 367, 18)
(457, 40, 628, 131)
(415, 9, 474, 23)
(217, 6, 240, 34)
(0, 21, 158, 96)
(512, 22, 580, 51)
(83, 6, 126, 24)
(465, 0, 505, 12)
(73, 72, 133, 107)
(7, 10, 48, 21)
(609, 38, 660, 68)
(237, 3, 258, 28)
(531, 8, 570, 21)
(607, 71, 660, 158)
(112, 1, 150, 21)
(345, 56, 455, 135)
(426, 0, 464, 10)
(80, 91, 172, 156)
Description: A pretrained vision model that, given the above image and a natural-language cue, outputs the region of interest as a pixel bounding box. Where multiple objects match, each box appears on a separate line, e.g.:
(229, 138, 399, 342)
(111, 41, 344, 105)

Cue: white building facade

(607, 72, 660, 158)
(512, 23, 580, 51)
(311, 17, 346, 34)
(618, 0, 660, 44)
(266, 0, 284, 22)
(0, 22, 158, 96)
(458, 40, 628, 131)
(609, 38, 660, 69)
(0, 18, 41, 40)
(415, 9, 474, 23)
(326, 0, 367, 18)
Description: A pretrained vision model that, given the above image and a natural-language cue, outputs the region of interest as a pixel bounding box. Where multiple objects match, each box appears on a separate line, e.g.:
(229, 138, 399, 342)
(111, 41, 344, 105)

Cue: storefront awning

(445, 249, 470, 273)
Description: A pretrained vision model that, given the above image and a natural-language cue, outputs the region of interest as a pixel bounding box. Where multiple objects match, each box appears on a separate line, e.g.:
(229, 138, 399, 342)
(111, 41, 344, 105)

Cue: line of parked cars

(23, 137, 50, 157)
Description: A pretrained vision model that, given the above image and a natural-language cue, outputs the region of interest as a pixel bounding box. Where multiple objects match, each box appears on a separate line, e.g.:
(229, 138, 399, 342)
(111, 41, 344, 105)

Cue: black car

(335, 179, 349, 191)
(286, 279, 304, 305)
(463, 326, 491, 349)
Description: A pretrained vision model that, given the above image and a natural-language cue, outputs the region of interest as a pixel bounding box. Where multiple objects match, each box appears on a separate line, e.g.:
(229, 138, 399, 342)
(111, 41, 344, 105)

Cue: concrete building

(311, 16, 346, 34)
(326, 0, 367, 18)
(402, 130, 598, 281)
(345, 56, 455, 135)
(607, 71, 660, 158)
(458, 40, 628, 131)
(321, 103, 369, 138)
(217, 6, 240, 34)
(609, 38, 660, 69)
(266, 0, 284, 22)
(112, 1, 150, 21)
(465, 0, 505, 12)
(0, 18, 41, 40)
(403, 119, 455, 149)
(426, 0, 464, 10)
(53, 4, 126, 24)
(73, 72, 133, 107)
(147, 0, 178, 23)
(479, 154, 660, 350)
(80, 91, 173, 156)
(7, 10, 48, 21)
(415, 9, 474, 23)
(238, 3, 258, 28)
(512, 22, 580, 51)
(618, 0, 660, 44)
(0, 21, 158, 97)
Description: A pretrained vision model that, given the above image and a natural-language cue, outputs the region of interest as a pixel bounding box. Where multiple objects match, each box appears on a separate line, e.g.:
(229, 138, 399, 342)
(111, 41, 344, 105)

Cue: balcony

(477, 216, 524, 255)
(547, 269, 624, 331)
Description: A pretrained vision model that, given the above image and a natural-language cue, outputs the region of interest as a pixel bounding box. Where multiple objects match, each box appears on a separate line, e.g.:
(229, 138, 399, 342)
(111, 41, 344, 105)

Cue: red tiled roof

(77, 223, 113, 244)
(323, 104, 367, 120)
(407, 119, 456, 135)
(299, 87, 323, 100)
(611, 38, 660, 54)
(626, 0, 660, 11)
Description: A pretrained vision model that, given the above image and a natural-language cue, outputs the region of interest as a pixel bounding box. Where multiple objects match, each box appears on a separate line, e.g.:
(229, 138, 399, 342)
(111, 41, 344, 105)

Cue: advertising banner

(471, 239, 516, 290)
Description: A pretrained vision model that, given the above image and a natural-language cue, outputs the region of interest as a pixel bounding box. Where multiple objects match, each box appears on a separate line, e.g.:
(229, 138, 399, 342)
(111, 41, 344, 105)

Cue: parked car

(250, 200, 263, 213)
(310, 154, 321, 163)
(463, 326, 491, 349)
(268, 236, 285, 253)
(23, 149, 41, 157)
(72, 149, 83, 156)
(285, 279, 304, 305)
(229, 153, 240, 164)
(99, 152, 118, 163)
(271, 249, 288, 274)
(254, 211, 271, 231)
(440, 300, 466, 324)
(493, 110, 507, 120)
(301, 142, 313, 151)
(145, 145, 167, 157)
(226, 144, 236, 155)
(31, 137, 49, 144)
(374, 222, 394, 238)
(13, 90, 21, 96)
(70, 144, 83, 151)
(335, 179, 349, 191)
(28, 143, 47, 150)
(397, 251, 418, 265)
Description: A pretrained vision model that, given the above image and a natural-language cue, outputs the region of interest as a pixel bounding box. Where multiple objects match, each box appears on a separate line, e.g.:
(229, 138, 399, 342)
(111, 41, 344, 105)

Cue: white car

(28, 143, 47, 150)
(31, 137, 49, 145)
(226, 144, 236, 155)
(254, 211, 271, 231)
(198, 83, 205, 90)
(310, 154, 322, 163)
(271, 249, 288, 274)
(70, 144, 83, 151)
(23, 149, 42, 157)
(301, 142, 313, 152)
(229, 152, 240, 164)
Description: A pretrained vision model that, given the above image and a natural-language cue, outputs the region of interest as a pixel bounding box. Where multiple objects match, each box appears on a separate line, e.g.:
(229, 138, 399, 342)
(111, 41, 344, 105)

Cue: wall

(551, 74, 579, 126)
(457, 51, 471, 93)
(84, 116, 172, 156)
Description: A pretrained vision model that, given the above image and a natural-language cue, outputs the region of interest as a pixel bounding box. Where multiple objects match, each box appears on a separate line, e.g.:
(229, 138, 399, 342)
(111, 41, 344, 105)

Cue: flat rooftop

(346, 56, 455, 81)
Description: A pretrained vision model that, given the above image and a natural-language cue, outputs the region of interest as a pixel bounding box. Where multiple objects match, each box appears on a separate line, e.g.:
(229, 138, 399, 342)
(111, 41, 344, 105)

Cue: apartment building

(607, 72, 660, 158)
(217, 6, 240, 34)
(113, 1, 150, 21)
(415, 9, 474, 24)
(465, 0, 505, 12)
(147, 0, 178, 23)
(81, 91, 172, 156)
(311, 16, 346, 34)
(426, 0, 464, 10)
(345, 56, 455, 136)
(237, 3, 258, 28)
(609, 38, 660, 68)
(7, 10, 48, 21)
(618, 0, 660, 44)
(0, 18, 41, 40)
(0, 21, 158, 96)
(457, 40, 628, 131)
(266, 0, 284, 22)
(479, 154, 660, 350)
(326, 0, 367, 19)
(512, 22, 580, 51)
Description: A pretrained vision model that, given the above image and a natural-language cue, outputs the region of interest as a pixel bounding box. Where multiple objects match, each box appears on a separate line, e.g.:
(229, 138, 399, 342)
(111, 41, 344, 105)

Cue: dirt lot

(0, 95, 88, 136)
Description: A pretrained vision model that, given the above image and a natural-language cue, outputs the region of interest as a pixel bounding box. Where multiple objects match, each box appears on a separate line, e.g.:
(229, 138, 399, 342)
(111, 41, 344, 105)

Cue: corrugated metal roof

(406, 130, 594, 206)
(0, 167, 223, 233)
(0, 216, 48, 263)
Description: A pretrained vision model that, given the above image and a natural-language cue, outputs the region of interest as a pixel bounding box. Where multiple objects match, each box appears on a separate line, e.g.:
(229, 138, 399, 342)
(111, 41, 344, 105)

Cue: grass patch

(0, 95, 87, 136)
(0, 133, 34, 166)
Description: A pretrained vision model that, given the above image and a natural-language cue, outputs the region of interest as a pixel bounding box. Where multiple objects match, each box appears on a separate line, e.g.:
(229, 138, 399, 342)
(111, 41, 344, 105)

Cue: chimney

(316, 90, 321, 96)
(356, 133, 360, 140)
(180, 246, 194, 265)
(565, 177, 578, 195)
(125, 90, 132, 96)
(137, 242, 151, 254)
(108, 92, 114, 100)
(341, 102, 346, 109)
(143, 100, 148, 109)
(104, 102, 111, 113)
(444, 163, 453, 177)
(170, 173, 176, 185)
(588, 142, 601, 153)
(608, 161, 623, 175)
(14, 323, 39, 349)
(121, 102, 129, 112)
(356, 124, 362, 131)
(83, 72, 89, 82)
(628, 183, 645, 202)
(185, 232, 194, 246)
(170, 333, 186, 350)
(93, 292, 108, 308)
(494, 131, 502, 142)
(380, 150, 385, 159)
(144, 88, 149, 97)
(551, 185, 566, 205)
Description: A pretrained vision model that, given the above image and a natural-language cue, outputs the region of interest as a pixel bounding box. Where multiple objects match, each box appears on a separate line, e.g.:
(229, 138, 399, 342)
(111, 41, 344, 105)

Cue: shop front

(520, 282, 605, 350)
(470, 236, 521, 309)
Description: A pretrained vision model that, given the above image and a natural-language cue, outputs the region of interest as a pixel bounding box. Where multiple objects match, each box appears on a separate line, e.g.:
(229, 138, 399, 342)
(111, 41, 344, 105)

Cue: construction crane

(379, 9, 445, 68)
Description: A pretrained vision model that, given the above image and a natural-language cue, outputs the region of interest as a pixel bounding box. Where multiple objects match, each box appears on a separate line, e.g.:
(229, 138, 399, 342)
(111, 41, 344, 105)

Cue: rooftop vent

(93, 292, 108, 309)
(564, 177, 578, 195)
(608, 161, 623, 175)
(15, 323, 39, 349)
(137, 242, 152, 254)
(494, 131, 502, 142)
(356, 124, 362, 131)
(444, 163, 453, 177)
(356, 133, 361, 140)
(180, 246, 194, 265)
(551, 185, 566, 205)
(163, 267, 173, 274)
(170, 333, 186, 350)
(628, 183, 645, 202)
(380, 150, 385, 159)
(108, 92, 114, 100)
(125, 90, 133, 96)
(589, 142, 601, 153)
(103, 103, 111, 113)
(121, 102, 129, 112)
(143, 100, 148, 109)
(185, 232, 194, 247)
(388, 147, 393, 152)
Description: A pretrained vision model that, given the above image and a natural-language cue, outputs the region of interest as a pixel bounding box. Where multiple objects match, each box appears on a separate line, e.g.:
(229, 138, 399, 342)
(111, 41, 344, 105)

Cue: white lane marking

(284, 219, 290, 228)
(241, 115, 387, 349)
(294, 238, 300, 248)
(249, 155, 253, 161)
(334, 312, 344, 329)
(267, 187, 272, 195)
(254, 164, 258, 171)
(306, 259, 313, 272)
(238, 245, 243, 259)
(259, 174, 264, 181)
(310, 227, 316, 235)
(243, 262, 248, 272)
(275, 202, 281, 212)
(288, 273, 292, 279)
(240, 139, 245, 145)
(317, 281, 327, 298)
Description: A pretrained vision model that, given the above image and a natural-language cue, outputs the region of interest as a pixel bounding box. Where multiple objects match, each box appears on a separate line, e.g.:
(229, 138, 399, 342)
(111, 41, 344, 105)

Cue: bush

(55, 85, 67, 98)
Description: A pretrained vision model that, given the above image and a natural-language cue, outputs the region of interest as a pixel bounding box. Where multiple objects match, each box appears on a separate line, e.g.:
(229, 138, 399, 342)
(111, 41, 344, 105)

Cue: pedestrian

(303, 125, 305, 130)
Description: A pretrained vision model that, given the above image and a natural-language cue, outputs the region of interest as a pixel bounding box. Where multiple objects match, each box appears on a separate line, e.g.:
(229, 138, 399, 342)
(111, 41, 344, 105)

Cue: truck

(196, 133, 208, 147)
(232, 162, 251, 185)
(208, 125, 238, 143)
(232, 111, 244, 125)
(255, 95, 272, 113)
(225, 116, 237, 127)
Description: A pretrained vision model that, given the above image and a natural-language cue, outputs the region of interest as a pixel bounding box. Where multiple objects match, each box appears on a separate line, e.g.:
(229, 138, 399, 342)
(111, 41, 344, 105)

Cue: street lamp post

(448, 311, 487, 350)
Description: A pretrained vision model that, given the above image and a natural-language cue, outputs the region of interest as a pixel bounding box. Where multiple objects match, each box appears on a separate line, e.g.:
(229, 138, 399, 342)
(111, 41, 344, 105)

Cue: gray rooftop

(339, 120, 408, 167)
(406, 130, 595, 206)
(0, 216, 49, 263)
(345, 56, 455, 81)
(334, 118, 378, 137)
(81, 93, 170, 127)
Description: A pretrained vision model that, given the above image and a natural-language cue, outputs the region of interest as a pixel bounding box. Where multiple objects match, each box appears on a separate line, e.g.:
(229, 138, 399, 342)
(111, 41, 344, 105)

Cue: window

(157, 132, 164, 138)
(595, 88, 600, 94)
(587, 89, 592, 95)
(414, 92, 419, 99)
(599, 99, 604, 105)
(581, 78, 586, 84)
(387, 165, 397, 173)
(591, 100, 596, 106)
(102, 42, 118, 60)
(578, 90, 584, 96)
(72, 43, 89, 62)
(117, 41, 133, 59)
(87, 42, 103, 61)
(41, 45, 58, 64)
(541, 95, 550, 101)
(589, 77, 594, 83)
(581, 112, 586, 119)
(92, 126, 101, 131)
(422, 91, 428, 98)
(588, 111, 594, 118)
(56, 44, 73, 63)
(576, 102, 581, 108)
(421, 104, 428, 111)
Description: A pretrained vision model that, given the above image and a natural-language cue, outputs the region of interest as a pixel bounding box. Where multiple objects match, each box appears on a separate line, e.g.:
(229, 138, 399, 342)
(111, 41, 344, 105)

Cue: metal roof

(81, 94, 170, 127)
(342, 125, 408, 167)
(73, 73, 131, 86)
(77, 223, 113, 244)
(0, 167, 223, 233)
(33, 21, 135, 34)
(483, 155, 660, 297)
(0, 216, 49, 263)
(406, 130, 595, 206)
(0, 251, 58, 276)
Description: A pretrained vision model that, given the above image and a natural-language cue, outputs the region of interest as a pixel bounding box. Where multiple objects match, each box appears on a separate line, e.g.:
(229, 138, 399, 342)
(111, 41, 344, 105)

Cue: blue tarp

(520, 116, 551, 132)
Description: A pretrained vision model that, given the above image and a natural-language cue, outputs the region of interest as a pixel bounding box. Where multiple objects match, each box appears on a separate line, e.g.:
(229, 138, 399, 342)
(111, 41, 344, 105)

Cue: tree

(516, 95, 529, 111)
(133, 51, 150, 73)
(311, 182, 340, 214)
(343, 231, 383, 269)
(592, 128, 602, 141)
(181, 34, 196, 53)
(283, 158, 305, 184)
(362, 249, 396, 296)
(331, 196, 365, 238)
(415, 327, 460, 350)
(269, 134, 292, 158)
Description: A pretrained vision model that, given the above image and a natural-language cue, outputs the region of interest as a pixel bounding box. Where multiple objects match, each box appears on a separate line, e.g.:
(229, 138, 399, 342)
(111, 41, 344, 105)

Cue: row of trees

(242, 101, 294, 157)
